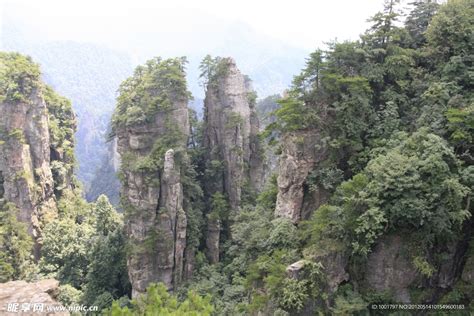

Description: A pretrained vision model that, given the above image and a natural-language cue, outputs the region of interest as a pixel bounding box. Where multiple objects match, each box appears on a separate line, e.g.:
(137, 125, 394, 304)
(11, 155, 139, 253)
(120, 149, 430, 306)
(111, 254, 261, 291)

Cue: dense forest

(0, 0, 473, 315)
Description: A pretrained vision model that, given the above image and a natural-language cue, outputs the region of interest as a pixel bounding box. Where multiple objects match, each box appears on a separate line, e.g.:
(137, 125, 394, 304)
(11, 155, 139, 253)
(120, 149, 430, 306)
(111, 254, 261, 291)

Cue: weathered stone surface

(365, 235, 418, 303)
(116, 101, 190, 297)
(203, 57, 263, 210)
(202, 58, 263, 263)
(205, 218, 221, 264)
(315, 251, 349, 293)
(461, 255, 474, 283)
(275, 131, 329, 223)
(0, 87, 74, 258)
(286, 260, 307, 279)
(435, 241, 460, 289)
(0, 279, 69, 315)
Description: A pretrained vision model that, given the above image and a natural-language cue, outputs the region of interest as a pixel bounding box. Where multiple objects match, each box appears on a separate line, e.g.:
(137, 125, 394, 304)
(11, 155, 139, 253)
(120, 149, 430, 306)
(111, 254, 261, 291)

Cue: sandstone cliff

(0, 53, 76, 258)
(113, 57, 191, 297)
(203, 57, 263, 209)
(275, 131, 329, 223)
(202, 57, 263, 262)
(0, 279, 68, 315)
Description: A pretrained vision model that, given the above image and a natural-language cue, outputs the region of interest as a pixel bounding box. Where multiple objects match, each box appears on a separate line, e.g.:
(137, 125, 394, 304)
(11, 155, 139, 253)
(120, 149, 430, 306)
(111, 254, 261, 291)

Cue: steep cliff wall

(274, 130, 331, 223)
(203, 57, 263, 209)
(202, 57, 263, 262)
(113, 57, 191, 297)
(0, 52, 76, 258)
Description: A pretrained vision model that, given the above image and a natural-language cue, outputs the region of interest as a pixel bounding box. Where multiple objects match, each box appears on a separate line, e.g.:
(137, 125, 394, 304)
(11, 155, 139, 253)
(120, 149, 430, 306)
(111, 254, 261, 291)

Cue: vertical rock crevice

(0, 53, 76, 259)
(202, 57, 263, 262)
(113, 57, 191, 297)
(274, 131, 330, 223)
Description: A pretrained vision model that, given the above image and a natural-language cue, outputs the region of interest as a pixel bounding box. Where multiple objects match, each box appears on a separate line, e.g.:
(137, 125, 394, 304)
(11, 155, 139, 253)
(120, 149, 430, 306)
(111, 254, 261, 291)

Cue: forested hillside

(0, 0, 472, 315)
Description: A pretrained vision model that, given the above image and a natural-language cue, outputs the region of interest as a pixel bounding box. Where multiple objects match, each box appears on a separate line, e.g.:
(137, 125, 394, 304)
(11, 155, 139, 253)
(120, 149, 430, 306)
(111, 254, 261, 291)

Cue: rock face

(0, 54, 76, 258)
(365, 235, 418, 303)
(0, 279, 68, 315)
(202, 57, 263, 262)
(116, 92, 190, 297)
(275, 131, 329, 223)
(0, 88, 56, 258)
(203, 57, 263, 209)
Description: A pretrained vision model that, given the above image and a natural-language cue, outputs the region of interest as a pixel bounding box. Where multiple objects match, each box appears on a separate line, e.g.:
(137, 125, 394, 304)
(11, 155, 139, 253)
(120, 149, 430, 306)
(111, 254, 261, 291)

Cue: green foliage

(83, 228, 130, 307)
(208, 192, 229, 221)
(112, 57, 191, 129)
(405, 0, 440, 48)
(331, 285, 368, 315)
(446, 105, 474, 156)
(247, 253, 324, 313)
(106, 283, 213, 316)
(271, 97, 319, 132)
(38, 191, 129, 310)
(182, 264, 247, 315)
(225, 111, 244, 129)
(306, 167, 344, 191)
(267, 218, 299, 250)
(412, 256, 435, 277)
(426, 0, 474, 62)
(1, 1, 471, 314)
(7, 128, 26, 144)
(0, 202, 34, 282)
(300, 173, 369, 258)
(93, 195, 122, 236)
(0, 52, 41, 103)
(57, 284, 83, 306)
(303, 130, 470, 258)
(44, 84, 76, 193)
(198, 55, 231, 88)
(39, 218, 94, 288)
(361, 131, 469, 242)
(275, 278, 309, 311)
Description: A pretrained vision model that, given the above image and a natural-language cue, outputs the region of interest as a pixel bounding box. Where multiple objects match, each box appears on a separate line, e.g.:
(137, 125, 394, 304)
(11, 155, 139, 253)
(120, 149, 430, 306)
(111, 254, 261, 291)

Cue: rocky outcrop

(205, 218, 221, 264)
(0, 279, 68, 315)
(0, 88, 56, 259)
(365, 235, 418, 303)
(203, 57, 263, 210)
(275, 131, 329, 223)
(115, 80, 190, 296)
(202, 57, 263, 262)
(0, 53, 76, 258)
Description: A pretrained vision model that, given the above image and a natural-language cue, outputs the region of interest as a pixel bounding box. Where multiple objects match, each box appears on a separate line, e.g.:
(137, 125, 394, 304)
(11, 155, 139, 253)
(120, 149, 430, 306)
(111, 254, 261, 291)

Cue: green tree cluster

(112, 57, 191, 129)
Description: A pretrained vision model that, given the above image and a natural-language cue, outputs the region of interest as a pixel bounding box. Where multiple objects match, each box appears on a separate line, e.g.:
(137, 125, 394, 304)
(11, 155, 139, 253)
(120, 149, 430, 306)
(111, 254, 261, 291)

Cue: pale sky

(2, 0, 387, 51)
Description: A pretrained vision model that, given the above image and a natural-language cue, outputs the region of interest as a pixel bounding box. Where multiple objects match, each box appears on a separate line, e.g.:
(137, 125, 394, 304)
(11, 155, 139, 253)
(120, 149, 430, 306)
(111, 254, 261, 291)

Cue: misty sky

(2, 0, 387, 52)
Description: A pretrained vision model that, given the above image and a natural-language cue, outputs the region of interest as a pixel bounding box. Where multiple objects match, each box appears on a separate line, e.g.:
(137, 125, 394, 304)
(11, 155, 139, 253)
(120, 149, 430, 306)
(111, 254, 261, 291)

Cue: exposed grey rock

(0, 279, 69, 315)
(202, 58, 263, 263)
(275, 131, 329, 223)
(0, 88, 62, 258)
(435, 241, 459, 289)
(461, 255, 474, 283)
(203, 57, 263, 210)
(205, 218, 221, 264)
(116, 100, 190, 297)
(365, 235, 418, 303)
(286, 260, 307, 279)
(315, 251, 349, 293)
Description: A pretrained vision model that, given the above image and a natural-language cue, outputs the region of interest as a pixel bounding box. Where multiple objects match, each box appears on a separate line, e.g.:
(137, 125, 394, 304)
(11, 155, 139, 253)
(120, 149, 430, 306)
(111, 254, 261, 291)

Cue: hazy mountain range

(1, 10, 309, 202)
